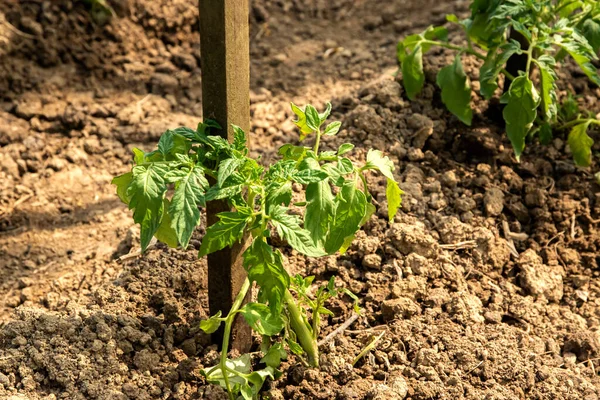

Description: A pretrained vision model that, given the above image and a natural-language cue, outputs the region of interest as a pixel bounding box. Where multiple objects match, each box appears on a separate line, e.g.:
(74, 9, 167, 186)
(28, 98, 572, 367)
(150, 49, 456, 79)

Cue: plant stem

(313, 128, 322, 154)
(220, 277, 251, 400)
(284, 290, 319, 367)
(558, 118, 600, 130)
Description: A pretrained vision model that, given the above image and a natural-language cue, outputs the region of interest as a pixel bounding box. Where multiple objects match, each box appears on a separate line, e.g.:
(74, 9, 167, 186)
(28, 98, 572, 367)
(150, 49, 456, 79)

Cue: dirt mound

(1, 0, 600, 399)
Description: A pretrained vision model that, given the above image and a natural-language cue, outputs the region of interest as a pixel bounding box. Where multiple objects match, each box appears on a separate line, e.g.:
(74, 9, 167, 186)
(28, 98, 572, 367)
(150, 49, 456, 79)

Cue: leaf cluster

(113, 102, 403, 399)
(397, 0, 600, 166)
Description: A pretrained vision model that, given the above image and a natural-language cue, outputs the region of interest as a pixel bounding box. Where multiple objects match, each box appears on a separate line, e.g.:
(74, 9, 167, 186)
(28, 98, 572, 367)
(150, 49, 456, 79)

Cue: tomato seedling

(113, 103, 403, 399)
(397, 0, 600, 166)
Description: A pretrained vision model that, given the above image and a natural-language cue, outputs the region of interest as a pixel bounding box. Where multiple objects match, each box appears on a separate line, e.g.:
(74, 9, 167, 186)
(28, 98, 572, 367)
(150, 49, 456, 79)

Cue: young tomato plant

(112, 103, 403, 399)
(397, 0, 600, 167)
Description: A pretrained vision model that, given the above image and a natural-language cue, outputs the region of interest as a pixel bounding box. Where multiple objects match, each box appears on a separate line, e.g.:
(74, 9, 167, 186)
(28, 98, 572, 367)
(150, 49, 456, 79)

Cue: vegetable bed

(1, 1, 600, 399)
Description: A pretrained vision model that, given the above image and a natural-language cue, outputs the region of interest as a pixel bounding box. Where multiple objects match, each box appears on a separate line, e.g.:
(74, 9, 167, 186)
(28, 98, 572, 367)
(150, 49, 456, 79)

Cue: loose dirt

(1, 1, 600, 399)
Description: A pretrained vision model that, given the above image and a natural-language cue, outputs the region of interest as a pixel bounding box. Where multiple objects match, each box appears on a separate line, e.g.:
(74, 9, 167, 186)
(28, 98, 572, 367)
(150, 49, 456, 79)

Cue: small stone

(455, 197, 476, 213)
(65, 147, 88, 163)
(177, 358, 200, 381)
(518, 249, 563, 302)
(150, 73, 179, 95)
(363, 254, 382, 270)
(406, 114, 433, 149)
(0, 372, 10, 387)
(524, 188, 546, 208)
(0, 154, 20, 177)
(484, 311, 502, 324)
(405, 253, 429, 276)
(133, 349, 160, 372)
(441, 171, 458, 188)
(17, 277, 33, 289)
(47, 157, 66, 171)
(270, 53, 287, 66)
(20, 16, 43, 36)
(563, 352, 577, 366)
(407, 148, 424, 161)
(83, 137, 102, 154)
(484, 187, 504, 216)
(381, 297, 421, 321)
(181, 338, 196, 356)
(172, 52, 197, 71)
(447, 293, 484, 324)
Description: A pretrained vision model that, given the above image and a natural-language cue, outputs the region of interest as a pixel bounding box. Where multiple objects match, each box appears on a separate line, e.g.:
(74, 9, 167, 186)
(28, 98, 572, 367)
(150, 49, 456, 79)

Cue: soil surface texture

(1, 1, 600, 399)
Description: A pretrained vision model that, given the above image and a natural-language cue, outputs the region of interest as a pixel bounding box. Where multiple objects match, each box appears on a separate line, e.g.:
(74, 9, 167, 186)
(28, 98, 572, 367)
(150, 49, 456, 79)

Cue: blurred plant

(397, 0, 600, 167)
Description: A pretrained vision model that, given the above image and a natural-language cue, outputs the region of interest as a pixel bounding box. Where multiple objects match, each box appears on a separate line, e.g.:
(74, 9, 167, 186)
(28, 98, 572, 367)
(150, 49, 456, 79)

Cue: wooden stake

(199, 0, 251, 352)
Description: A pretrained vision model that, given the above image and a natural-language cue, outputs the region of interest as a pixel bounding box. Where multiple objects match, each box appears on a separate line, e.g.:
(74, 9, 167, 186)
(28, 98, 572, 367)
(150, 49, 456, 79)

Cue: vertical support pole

(199, 0, 251, 352)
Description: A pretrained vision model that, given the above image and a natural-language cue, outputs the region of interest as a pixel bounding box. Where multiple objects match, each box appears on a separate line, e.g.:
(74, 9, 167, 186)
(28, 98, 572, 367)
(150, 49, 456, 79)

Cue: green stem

(313, 128, 322, 154)
(284, 290, 319, 367)
(558, 118, 600, 130)
(220, 277, 252, 400)
(311, 299, 321, 341)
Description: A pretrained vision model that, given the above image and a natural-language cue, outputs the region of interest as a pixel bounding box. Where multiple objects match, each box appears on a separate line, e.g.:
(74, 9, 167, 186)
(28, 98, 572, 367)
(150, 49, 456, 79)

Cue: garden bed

(1, 0, 600, 399)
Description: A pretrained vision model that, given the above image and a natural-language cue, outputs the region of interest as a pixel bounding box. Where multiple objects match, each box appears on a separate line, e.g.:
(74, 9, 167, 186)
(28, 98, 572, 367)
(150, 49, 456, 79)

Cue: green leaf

(386, 179, 403, 222)
(246, 368, 276, 395)
(568, 121, 594, 167)
(157, 131, 175, 157)
(479, 41, 520, 99)
(132, 148, 146, 165)
(270, 206, 326, 257)
(287, 338, 304, 356)
(266, 181, 293, 212)
(217, 157, 244, 186)
(172, 126, 201, 142)
(436, 55, 472, 125)
(169, 167, 208, 248)
(292, 169, 328, 185)
(340, 288, 361, 314)
(402, 45, 425, 100)
(536, 55, 558, 122)
(155, 198, 179, 248)
(501, 76, 540, 161)
(198, 210, 251, 257)
(325, 181, 367, 254)
(243, 238, 290, 313)
(126, 164, 168, 251)
(318, 102, 332, 123)
(200, 311, 223, 334)
(201, 354, 251, 388)
(305, 180, 335, 247)
(365, 149, 395, 180)
(260, 343, 287, 369)
(539, 122, 553, 146)
(112, 172, 133, 204)
(323, 121, 341, 136)
(240, 384, 252, 400)
(557, 38, 600, 86)
(446, 14, 459, 23)
(278, 144, 309, 161)
(290, 103, 313, 136)
(323, 159, 353, 187)
(305, 105, 321, 131)
(239, 303, 284, 336)
(205, 183, 244, 201)
(232, 125, 247, 151)
(337, 143, 355, 155)
(582, 19, 600, 53)
(559, 94, 580, 122)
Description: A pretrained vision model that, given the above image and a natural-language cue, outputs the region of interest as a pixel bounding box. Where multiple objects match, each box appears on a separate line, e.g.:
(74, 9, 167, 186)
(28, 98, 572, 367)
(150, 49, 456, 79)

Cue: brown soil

(1, 1, 600, 399)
